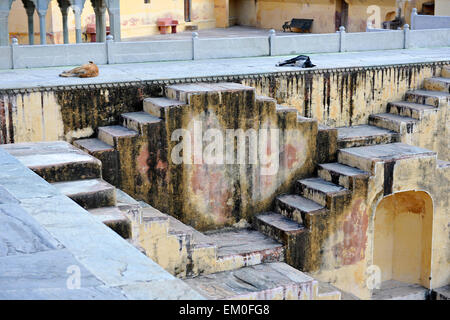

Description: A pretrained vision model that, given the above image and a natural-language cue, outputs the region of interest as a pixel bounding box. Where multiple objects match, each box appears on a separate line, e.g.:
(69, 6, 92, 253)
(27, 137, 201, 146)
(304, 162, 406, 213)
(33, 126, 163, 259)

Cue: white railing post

(403, 24, 410, 49)
(268, 29, 276, 56)
(11, 37, 18, 69)
(192, 32, 198, 60)
(411, 8, 418, 30)
(106, 34, 113, 64)
(339, 26, 346, 52)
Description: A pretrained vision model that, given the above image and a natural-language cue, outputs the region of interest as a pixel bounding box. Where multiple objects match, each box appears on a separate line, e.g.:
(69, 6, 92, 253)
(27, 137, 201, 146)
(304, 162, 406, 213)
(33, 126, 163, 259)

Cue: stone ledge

(1, 59, 448, 95)
(0, 147, 204, 300)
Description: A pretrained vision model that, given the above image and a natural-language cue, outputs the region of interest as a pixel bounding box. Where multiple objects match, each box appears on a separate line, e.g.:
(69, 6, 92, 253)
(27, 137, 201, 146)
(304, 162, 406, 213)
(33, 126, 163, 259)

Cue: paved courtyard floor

(122, 26, 293, 41)
(0, 47, 449, 90)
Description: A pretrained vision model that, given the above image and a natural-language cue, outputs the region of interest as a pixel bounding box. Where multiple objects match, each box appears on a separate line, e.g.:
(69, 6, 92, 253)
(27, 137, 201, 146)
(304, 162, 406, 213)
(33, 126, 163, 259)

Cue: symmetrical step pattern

(69, 85, 340, 299)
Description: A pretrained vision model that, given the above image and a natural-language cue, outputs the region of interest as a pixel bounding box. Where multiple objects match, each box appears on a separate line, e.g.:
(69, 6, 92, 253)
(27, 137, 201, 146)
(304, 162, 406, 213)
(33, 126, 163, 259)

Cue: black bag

(276, 55, 316, 68)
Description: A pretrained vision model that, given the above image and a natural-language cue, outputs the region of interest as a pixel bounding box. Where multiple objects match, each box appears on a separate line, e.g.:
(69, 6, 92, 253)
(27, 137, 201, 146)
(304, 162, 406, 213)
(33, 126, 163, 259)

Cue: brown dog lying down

(59, 61, 99, 78)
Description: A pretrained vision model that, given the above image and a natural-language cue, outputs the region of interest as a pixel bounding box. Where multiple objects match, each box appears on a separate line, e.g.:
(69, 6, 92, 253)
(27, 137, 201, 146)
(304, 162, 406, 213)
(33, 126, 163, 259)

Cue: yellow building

(226, 0, 435, 33)
(6, 0, 440, 45)
(8, 0, 215, 44)
(435, 0, 450, 16)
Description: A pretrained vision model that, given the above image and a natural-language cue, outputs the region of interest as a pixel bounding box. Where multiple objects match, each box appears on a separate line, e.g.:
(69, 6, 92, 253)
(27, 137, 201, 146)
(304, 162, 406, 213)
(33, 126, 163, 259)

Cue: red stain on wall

(285, 144, 299, 169)
(137, 143, 150, 182)
(190, 164, 232, 224)
(333, 199, 369, 265)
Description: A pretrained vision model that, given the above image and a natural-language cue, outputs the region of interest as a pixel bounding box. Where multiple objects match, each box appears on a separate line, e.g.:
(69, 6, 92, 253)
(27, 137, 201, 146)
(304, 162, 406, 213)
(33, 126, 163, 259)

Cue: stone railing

(1, 26, 450, 70)
(411, 8, 450, 30)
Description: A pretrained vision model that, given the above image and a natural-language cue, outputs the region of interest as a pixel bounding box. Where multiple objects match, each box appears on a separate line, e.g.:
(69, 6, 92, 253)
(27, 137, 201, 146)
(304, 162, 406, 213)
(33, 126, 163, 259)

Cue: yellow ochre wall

(7, 0, 440, 44)
(8, 0, 215, 44)
(435, 0, 450, 16)
(373, 191, 433, 287)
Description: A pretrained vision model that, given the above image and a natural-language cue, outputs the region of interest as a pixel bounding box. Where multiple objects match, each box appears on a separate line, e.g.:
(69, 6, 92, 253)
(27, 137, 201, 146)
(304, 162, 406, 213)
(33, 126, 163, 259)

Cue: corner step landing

(337, 125, 399, 149)
(51, 178, 116, 209)
(183, 262, 316, 300)
(0, 141, 102, 183)
(253, 212, 306, 245)
(205, 228, 285, 270)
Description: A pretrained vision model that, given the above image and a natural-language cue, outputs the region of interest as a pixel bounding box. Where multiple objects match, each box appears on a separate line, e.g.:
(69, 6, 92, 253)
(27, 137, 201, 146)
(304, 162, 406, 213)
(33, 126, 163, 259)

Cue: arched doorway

(373, 191, 433, 289)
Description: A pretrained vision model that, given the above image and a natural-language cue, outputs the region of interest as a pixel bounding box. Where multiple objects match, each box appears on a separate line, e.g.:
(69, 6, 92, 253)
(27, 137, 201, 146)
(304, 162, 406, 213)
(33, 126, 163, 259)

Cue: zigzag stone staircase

(369, 66, 450, 160)
(7, 66, 447, 299)
(68, 84, 342, 300)
(69, 70, 448, 299)
(251, 66, 449, 299)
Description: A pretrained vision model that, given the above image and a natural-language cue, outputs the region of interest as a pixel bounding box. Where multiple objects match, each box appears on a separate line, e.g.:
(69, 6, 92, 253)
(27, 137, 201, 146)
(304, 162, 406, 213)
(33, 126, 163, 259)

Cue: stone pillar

(31, 0, 50, 45)
(37, 10, 46, 44)
(0, 0, 14, 47)
(411, 8, 418, 30)
(338, 26, 346, 52)
(106, 0, 120, 42)
(268, 29, 275, 56)
(70, 0, 86, 43)
(92, 0, 106, 42)
(22, 0, 35, 45)
(214, 0, 229, 28)
(57, 0, 70, 44)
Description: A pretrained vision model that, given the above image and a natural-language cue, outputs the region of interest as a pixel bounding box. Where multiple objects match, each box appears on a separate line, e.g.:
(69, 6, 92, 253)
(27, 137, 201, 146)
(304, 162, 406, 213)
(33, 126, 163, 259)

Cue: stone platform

(0, 47, 449, 91)
(0, 146, 204, 300)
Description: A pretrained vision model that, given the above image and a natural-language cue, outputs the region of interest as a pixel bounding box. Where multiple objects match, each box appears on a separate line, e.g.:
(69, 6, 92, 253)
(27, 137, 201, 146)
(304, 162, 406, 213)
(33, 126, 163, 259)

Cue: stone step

(338, 142, 436, 173)
(167, 213, 216, 249)
(369, 113, 418, 134)
(276, 104, 297, 113)
(88, 206, 132, 239)
(73, 138, 119, 186)
(275, 194, 326, 226)
(387, 101, 438, 120)
(405, 90, 450, 108)
(166, 82, 255, 104)
(371, 280, 429, 300)
(137, 206, 215, 249)
(98, 125, 138, 147)
(183, 262, 316, 300)
(121, 111, 162, 135)
(437, 159, 450, 169)
(317, 125, 338, 164)
(423, 77, 450, 93)
(255, 95, 277, 114)
(205, 229, 284, 268)
(432, 285, 450, 300)
(317, 162, 370, 190)
(295, 177, 350, 207)
(275, 104, 301, 123)
(303, 275, 344, 300)
(337, 125, 400, 149)
(441, 65, 450, 78)
(143, 97, 188, 119)
(0, 141, 102, 183)
(51, 178, 116, 210)
(253, 212, 306, 245)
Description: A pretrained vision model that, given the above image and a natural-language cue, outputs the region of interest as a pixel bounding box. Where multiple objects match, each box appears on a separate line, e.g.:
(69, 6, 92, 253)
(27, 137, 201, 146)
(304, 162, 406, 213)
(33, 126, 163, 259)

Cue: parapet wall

(2, 27, 450, 69)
